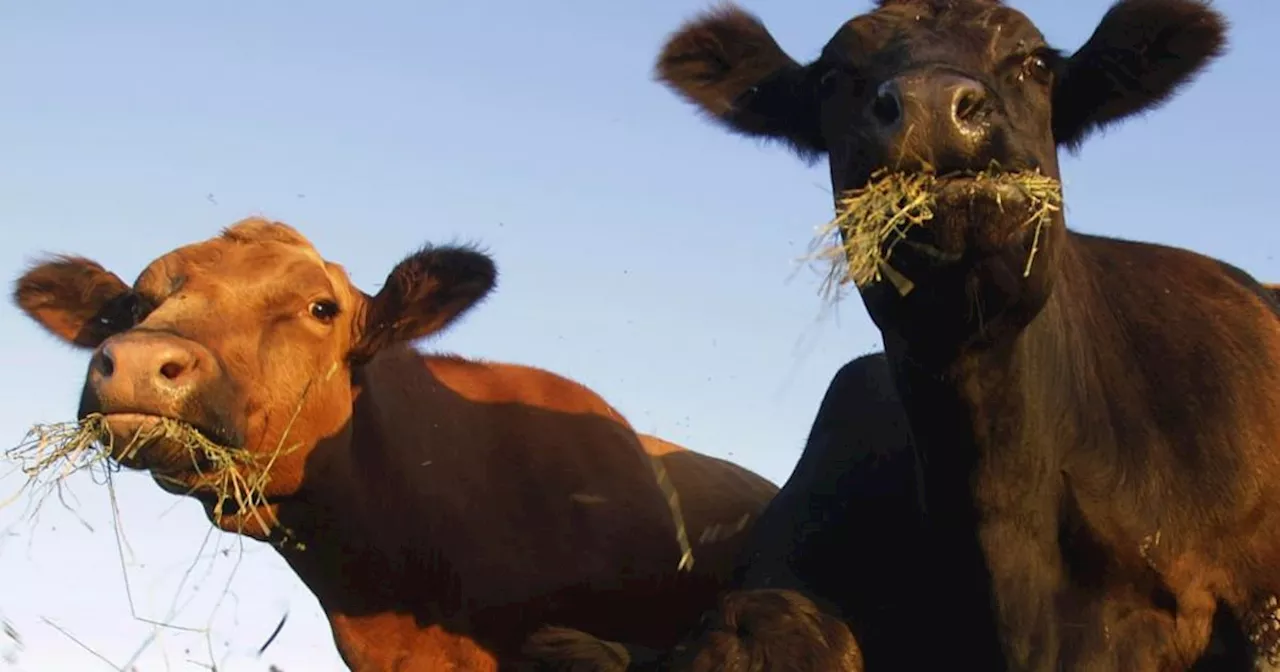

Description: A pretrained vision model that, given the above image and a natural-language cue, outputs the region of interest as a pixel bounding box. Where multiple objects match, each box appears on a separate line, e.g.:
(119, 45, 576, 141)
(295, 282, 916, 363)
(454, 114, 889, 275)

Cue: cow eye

(308, 299, 340, 323)
(98, 293, 147, 331)
(1020, 52, 1052, 84)
(818, 68, 839, 94)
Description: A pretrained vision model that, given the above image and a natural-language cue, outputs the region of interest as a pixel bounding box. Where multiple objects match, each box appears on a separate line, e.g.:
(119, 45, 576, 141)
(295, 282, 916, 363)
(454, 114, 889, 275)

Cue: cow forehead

(131, 233, 350, 303)
(827, 1, 1044, 66)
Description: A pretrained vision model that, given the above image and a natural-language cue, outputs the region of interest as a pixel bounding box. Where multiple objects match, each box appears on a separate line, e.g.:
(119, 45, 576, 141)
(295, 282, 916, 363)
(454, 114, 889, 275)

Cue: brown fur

(11, 218, 779, 670)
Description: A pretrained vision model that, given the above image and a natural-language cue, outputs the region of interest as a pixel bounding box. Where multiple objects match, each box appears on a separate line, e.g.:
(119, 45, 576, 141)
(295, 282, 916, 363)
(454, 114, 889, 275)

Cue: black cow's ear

(1053, 0, 1226, 150)
(13, 255, 134, 348)
(349, 244, 496, 364)
(656, 4, 826, 160)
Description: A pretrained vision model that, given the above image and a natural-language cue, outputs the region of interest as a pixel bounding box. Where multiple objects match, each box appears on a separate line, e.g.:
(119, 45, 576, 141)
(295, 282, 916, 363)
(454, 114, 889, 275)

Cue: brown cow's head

(657, 0, 1225, 350)
(12, 218, 496, 537)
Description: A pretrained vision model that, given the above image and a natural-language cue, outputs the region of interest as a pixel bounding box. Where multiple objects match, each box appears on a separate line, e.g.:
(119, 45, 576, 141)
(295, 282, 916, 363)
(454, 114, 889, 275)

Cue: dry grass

(0, 366, 341, 667)
(3, 414, 283, 536)
(805, 166, 1063, 300)
(2, 362, 337, 538)
(648, 454, 694, 572)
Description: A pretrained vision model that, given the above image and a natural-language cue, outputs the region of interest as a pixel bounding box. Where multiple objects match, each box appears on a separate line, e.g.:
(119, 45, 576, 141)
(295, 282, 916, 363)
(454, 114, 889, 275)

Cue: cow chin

(935, 176, 1050, 257)
(849, 171, 1061, 348)
(98, 413, 284, 539)
(198, 495, 282, 540)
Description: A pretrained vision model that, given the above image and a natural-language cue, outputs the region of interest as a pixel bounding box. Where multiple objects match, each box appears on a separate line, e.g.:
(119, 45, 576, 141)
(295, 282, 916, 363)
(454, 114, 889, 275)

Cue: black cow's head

(657, 0, 1226, 350)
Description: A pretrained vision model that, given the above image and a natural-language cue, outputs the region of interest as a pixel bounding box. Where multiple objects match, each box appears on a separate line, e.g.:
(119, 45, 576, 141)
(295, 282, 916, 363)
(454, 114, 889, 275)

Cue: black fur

(1053, 0, 1227, 150)
(655, 1, 1276, 670)
(351, 244, 498, 364)
(522, 589, 863, 671)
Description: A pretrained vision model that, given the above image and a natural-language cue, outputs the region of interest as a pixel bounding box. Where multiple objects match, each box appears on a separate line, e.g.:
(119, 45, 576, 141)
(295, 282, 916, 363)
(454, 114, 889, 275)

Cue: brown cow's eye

(308, 299, 340, 323)
(98, 292, 147, 331)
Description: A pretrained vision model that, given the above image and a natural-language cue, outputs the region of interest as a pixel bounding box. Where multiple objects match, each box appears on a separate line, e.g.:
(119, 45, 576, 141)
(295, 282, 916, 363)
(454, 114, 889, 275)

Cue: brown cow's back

(287, 349, 772, 670)
(639, 434, 778, 585)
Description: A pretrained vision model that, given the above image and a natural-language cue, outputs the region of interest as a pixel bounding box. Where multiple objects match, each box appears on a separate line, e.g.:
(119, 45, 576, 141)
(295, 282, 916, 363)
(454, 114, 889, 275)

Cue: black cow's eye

(308, 299, 340, 323)
(819, 68, 839, 91)
(1021, 53, 1052, 83)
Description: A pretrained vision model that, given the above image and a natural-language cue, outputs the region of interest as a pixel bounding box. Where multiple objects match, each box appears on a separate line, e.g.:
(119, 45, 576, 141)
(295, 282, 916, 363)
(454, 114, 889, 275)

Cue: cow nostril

(952, 86, 985, 124)
(94, 349, 117, 378)
(871, 84, 902, 128)
(159, 361, 186, 381)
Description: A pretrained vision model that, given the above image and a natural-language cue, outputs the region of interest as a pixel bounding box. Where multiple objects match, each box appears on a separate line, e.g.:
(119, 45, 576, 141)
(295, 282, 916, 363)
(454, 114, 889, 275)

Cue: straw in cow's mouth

(805, 166, 1063, 299)
(3, 363, 339, 537)
(2, 412, 286, 534)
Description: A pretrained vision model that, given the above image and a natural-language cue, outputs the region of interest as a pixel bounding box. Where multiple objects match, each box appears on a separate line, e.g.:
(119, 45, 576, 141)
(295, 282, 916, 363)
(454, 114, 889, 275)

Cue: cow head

(657, 0, 1225, 350)
(12, 218, 496, 538)
(522, 589, 863, 671)
(667, 589, 864, 671)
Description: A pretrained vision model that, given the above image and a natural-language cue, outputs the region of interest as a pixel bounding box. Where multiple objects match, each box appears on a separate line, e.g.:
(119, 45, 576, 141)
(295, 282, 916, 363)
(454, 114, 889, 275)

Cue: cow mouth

(811, 167, 1063, 297)
(856, 168, 1053, 203)
(91, 412, 242, 478)
(934, 172, 1035, 201)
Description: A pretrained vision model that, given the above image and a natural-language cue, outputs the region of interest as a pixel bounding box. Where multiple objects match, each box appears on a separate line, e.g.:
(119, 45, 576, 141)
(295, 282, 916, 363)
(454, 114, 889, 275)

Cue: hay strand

(805, 167, 1063, 300)
(4, 414, 276, 531)
(3, 362, 338, 536)
(648, 454, 695, 572)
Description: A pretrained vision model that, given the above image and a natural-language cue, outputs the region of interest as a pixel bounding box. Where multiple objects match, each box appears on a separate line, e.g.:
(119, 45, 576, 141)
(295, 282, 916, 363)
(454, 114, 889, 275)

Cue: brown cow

(1265, 284, 1280, 307)
(638, 434, 779, 581)
(11, 218, 778, 671)
(653, 0, 1280, 670)
(523, 588, 864, 672)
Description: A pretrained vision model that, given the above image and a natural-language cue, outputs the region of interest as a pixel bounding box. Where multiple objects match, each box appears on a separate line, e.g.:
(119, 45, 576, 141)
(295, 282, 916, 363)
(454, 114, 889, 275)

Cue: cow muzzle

(869, 71, 994, 163)
(79, 330, 240, 471)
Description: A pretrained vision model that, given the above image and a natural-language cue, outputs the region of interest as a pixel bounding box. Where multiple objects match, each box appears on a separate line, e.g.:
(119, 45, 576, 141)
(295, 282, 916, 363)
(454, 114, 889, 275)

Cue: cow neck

(882, 230, 1110, 488)
(877, 232, 1112, 666)
(267, 353, 468, 630)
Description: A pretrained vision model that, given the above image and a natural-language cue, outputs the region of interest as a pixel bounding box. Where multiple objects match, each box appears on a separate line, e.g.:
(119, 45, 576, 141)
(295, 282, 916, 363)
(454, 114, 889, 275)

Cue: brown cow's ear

(1053, 0, 1226, 151)
(13, 255, 134, 348)
(349, 244, 497, 363)
(656, 4, 825, 161)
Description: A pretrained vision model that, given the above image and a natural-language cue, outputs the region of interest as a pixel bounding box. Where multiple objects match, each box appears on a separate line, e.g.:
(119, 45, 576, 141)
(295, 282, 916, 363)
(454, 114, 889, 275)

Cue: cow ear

(1053, 0, 1226, 151)
(656, 4, 825, 160)
(13, 255, 134, 348)
(349, 244, 497, 364)
(521, 626, 635, 670)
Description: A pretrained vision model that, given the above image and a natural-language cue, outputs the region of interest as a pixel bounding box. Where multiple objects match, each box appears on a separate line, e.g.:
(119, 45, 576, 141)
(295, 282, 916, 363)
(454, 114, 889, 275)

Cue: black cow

(731, 352, 1251, 671)
(655, 0, 1280, 670)
(523, 350, 1254, 670)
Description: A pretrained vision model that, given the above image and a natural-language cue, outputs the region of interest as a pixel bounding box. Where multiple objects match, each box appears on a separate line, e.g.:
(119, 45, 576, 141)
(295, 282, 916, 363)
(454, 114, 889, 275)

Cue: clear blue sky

(0, 0, 1275, 669)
